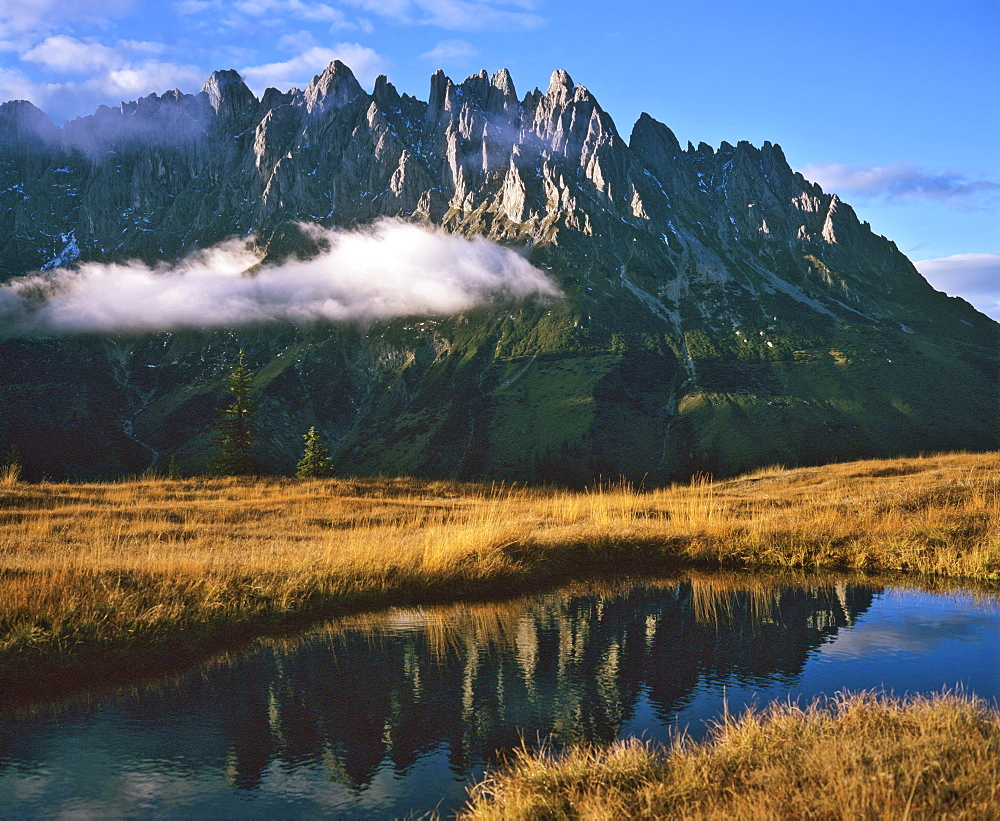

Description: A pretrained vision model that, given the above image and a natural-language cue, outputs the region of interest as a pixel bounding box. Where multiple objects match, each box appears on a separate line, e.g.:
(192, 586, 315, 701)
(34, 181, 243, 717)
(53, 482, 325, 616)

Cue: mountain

(0, 62, 996, 483)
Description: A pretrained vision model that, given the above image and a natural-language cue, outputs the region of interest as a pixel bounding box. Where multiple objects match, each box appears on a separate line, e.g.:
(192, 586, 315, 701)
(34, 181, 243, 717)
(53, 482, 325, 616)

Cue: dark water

(1, 574, 997, 818)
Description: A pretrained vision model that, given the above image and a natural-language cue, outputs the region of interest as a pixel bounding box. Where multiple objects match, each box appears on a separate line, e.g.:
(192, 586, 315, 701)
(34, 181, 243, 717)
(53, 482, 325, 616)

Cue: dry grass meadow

(1, 450, 997, 695)
(460, 690, 1000, 820)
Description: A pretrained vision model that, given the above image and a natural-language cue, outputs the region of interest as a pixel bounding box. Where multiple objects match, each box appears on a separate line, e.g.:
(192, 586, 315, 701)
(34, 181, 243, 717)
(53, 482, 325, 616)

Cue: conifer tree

(166, 455, 181, 480)
(296, 426, 333, 478)
(213, 350, 257, 475)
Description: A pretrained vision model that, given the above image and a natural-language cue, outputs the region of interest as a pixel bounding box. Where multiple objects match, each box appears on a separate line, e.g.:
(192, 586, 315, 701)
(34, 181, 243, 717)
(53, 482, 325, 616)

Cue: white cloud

(20, 38, 199, 91)
(801, 162, 1000, 209)
(100, 61, 206, 98)
(0, 220, 561, 335)
(176, 0, 366, 32)
(23, 36, 122, 73)
(240, 44, 387, 94)
(914, 253, 1000, 320)
(2, 4, 387, 118)
(0, 0, 134, 51)
(278, 31, 318, 51)
(115, 39, 169, 56)
(346, 0, 543, 30)
(173, 0, 215, 14)
(233, 0, 281, 13)
(4, 34, 205, 121)
(0, 57, 206, 123)
(345, 0, 412, 23)
(420, 38, 478, 64)
(0, 67, 49, 104)
(232, 0, 349, 23)
(282, 0, 351, 22)
(417, 0, 544, 30)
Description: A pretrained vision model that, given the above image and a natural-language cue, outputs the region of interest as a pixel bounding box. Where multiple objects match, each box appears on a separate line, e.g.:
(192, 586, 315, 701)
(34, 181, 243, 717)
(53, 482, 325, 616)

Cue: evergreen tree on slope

(297, 426, 333, 478)
(213, 350, 257, 475)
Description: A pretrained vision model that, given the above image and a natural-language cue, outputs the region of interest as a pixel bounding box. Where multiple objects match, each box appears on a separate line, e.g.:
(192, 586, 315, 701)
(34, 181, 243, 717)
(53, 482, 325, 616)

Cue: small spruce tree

(212, 350, 258, 475)
(296, 426, 333, 478)
(166, 455, 181, 480)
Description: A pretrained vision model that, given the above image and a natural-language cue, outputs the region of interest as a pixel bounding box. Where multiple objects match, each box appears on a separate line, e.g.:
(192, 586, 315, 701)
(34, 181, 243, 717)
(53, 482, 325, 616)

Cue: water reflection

(1, 574, 996, 818)
(246, 577, 877, 786)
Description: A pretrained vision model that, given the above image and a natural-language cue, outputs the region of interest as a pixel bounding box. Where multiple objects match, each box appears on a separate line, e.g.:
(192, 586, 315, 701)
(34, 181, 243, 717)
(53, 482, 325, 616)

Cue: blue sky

(2, 0, 997, 318)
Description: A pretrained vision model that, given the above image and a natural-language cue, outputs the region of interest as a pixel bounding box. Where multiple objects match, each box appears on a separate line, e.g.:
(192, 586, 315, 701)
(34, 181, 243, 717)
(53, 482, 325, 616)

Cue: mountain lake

(1, 572, 997, 818)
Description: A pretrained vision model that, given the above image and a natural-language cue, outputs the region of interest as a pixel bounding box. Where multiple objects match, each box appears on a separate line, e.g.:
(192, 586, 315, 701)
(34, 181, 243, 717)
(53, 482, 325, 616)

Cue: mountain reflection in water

(3, 574, 996, 818)
(253, 577, 875, 789)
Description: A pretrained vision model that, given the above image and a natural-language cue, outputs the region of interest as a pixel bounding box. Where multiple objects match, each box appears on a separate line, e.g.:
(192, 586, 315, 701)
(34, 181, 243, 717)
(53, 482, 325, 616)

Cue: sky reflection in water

(1, 575, 997, 818)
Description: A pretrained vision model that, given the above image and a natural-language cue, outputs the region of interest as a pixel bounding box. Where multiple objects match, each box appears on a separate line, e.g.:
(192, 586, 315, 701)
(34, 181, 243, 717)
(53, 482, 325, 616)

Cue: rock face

(0, 63, 996, 482)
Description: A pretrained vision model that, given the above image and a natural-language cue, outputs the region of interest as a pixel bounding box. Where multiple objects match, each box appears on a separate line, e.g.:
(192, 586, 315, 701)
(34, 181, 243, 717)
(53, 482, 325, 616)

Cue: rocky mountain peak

(0, 100, 60, 150)
(426, 69, 454, 124)
(630, 112, 682, 158)
(546, 69, 575, 100)
(201, 70, 258, 120)
(303, 60, 365, 114)
(260, 87, 289, 110)
(491, 68, 516, 98)
(373, 74, 401, 108)
(456, 70, 494, 105)
(54, 89, 212, 158)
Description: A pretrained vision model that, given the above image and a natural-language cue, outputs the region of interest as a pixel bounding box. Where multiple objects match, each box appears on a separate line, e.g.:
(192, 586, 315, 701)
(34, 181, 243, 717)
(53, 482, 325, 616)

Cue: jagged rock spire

(547, 69, 574, 96)
(201, 70, 258, 122)
(492, 68, 516, 97)
(304, 60, 364, 114)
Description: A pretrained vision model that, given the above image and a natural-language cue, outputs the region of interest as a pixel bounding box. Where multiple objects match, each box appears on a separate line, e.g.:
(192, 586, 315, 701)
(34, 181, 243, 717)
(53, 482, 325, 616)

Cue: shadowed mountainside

(0, 62, 996, 481)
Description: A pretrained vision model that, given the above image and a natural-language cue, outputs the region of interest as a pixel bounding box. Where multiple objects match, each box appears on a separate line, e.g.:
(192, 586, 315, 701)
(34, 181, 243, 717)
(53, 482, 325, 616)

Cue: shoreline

(1, 451, 997, 706)
(5, 563, 995, 710)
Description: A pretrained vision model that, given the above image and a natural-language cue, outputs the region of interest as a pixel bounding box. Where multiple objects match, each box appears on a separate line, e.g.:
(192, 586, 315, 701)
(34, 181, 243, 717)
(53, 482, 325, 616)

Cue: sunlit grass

(0, 461, 21, 486)
(460, 690, 1000, 820)
(0, 451, 997, 681)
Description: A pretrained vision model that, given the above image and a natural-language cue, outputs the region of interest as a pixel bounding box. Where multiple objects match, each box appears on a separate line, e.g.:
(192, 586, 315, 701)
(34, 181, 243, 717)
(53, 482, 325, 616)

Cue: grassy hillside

(2, 274, 996, 485)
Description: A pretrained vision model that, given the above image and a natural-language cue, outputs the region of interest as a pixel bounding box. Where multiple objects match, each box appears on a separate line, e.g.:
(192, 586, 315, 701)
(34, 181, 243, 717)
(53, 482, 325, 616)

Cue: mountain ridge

(0, 61, 996, 483)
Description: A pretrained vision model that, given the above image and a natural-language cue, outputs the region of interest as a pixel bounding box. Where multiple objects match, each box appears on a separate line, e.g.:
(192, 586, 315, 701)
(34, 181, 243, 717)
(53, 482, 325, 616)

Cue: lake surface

(1, 573, 997, 818)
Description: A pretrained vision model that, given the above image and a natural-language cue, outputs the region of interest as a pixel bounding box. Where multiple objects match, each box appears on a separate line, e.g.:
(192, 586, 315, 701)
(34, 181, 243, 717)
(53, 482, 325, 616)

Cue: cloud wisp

(801, 162, 1000, 209)
(420, 39, 479, 65)
(345, 0, 544, 30)
(1, 35, 206, 125)
(240, 43, 386, 95)
(0, 220, 561, 336)
(914, 253, 1000, 321)
(0, 0, 134, 52)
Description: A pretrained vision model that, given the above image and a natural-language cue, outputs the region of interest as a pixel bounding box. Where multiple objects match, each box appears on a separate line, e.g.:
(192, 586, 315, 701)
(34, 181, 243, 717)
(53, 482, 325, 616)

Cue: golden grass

(460, 690, 1000, 820)
(0, 461, 21, 486)
(0, 451, 997, 689)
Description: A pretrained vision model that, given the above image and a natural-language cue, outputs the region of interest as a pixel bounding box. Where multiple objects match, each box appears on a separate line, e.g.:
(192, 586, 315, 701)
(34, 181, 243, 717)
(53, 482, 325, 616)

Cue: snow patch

(42, 231, 80, 271)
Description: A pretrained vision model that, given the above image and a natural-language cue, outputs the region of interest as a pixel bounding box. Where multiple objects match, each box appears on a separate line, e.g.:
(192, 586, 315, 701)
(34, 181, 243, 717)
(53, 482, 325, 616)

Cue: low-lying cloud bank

(0, 220, 562, 336)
